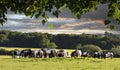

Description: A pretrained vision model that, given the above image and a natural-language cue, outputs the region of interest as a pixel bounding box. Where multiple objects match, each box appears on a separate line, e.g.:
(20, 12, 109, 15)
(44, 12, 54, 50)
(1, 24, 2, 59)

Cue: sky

(0, 4, 119, 34)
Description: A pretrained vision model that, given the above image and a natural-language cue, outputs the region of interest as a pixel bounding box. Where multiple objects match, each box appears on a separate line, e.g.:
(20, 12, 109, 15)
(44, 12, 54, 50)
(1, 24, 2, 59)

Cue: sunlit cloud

(0, 4, 119, 34)
(6, 14, 30, 20)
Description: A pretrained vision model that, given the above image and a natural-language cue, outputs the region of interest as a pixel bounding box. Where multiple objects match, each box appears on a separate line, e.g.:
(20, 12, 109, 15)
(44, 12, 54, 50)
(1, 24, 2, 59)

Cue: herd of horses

(12, 48, 113, 59)
(93, 52, 113, 59)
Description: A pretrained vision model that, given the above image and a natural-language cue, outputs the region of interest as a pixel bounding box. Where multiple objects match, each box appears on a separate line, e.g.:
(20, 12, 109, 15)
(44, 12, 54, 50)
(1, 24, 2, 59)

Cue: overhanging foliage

(0, 0, 120, 27)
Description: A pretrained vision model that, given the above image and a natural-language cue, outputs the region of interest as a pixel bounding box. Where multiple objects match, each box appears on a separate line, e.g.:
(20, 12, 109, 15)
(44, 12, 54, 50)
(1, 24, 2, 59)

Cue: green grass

(0, 56, 120, 70)
(0, 47, 120, 70)
(0, 47, 40, 51)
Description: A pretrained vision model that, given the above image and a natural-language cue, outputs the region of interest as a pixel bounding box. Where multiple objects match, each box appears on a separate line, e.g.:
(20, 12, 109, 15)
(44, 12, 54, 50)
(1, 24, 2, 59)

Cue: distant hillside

(0, 30, 120, 50)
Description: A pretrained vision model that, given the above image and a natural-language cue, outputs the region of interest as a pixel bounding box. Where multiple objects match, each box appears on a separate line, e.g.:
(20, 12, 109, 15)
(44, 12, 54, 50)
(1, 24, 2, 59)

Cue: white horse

(76, 50, 82, 57)
(82, 51, 89, 57)
(46, 49, 57, 58)
(106, 52, 114, 59)
(37, 50, 43, 58)
(71, 50, 82, 57)
(32, 50, 38, 58)
(62, 50, 68, 57)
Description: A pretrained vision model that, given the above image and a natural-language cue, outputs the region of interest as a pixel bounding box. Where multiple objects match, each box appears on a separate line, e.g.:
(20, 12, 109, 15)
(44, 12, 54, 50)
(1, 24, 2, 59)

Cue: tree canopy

(1, 30, 120, 50)
(80, 44, 102, 56)
(0, 0, 120, 27)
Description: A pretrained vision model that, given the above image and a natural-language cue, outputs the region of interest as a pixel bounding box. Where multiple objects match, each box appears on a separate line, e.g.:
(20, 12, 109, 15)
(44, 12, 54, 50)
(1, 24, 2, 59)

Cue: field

(0, 47, 40, 51)
(0, 47, 120, 70)
(0, 56, 120, 70)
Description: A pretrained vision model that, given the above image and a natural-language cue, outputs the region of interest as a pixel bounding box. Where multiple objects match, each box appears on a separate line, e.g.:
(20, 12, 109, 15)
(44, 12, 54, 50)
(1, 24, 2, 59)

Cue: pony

(93, 52, 101, 59)
(19, 49, 33, 58)
(36, 50, 43, 58)
(57, 49, 68, 57)
(82, 51, 89, 57)
(41, 48, 57, 58)
(106, 52, 114, 59)
(12, 49, 21, 58)
(71, 50, 82, 57)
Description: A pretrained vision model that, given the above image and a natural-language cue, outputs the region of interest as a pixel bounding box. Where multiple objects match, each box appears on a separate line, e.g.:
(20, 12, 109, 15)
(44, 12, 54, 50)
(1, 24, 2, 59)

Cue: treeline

(0, 30, 120, 50)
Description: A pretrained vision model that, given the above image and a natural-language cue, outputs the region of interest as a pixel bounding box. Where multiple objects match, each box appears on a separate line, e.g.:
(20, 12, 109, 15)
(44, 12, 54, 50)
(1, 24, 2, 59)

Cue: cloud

(81, 4, 109, 19)
(0, 4, 119, 34)
(59, 19, 105, 29)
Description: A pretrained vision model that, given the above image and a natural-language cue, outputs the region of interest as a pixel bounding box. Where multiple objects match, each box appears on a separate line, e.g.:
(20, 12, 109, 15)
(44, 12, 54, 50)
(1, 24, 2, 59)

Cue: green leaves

(76, 43, 82, 49)
(0, 19, 5, 26)
(104, 20, 111, 25)
(61, 5, 65, 11)
(110, 25, 115, 30)
(53, 10, 59, 18)
(41, 12, 49, 25)
(75, 12, 81, 19)
(48, 23, 54, 29)
(35, 12, 41, 18)
(0, 13, 7, 26)
(0, 0, 120, 29)
(42, 19, 46, 25)
(104, 20, 115, 30)
(48, 42, 57, 49)
(107, 2, 120, 30)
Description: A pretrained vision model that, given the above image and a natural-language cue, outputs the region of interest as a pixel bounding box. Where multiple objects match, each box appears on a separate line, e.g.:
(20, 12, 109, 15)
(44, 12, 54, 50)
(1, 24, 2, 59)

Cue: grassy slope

(0, 56, 120, 70)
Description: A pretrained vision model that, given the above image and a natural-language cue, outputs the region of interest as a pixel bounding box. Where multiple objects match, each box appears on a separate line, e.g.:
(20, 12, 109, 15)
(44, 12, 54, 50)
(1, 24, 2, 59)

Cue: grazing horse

(20, 50, 25, 58)
(48, 49, 57, 58)
(93, 52, 98, 58)
(101, 52, 106, 59)
(106, 52, 114, 59)
(41, 48, 48, 58)
(57, 49, 68, 57)
(82, 51, 89, 57)
(37, 50, 43, 58)
(19, 49, 33, 58)
(93, 52, 102, 59)
(32, 50, 38, 58)
(93, 52, 113, 59)
(71, 50, 82, 57)
(12, 50, 20, 58)
(41, 48, 57, 58)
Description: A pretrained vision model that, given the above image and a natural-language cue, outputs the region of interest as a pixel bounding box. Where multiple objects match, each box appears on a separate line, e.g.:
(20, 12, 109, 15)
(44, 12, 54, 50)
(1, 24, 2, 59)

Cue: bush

(80, 44, 102, 56)
(76, 43, 82, 49)
(48, 42, 58, 49)
(111, 46, 120, 57)
(0, 49, 12, 55)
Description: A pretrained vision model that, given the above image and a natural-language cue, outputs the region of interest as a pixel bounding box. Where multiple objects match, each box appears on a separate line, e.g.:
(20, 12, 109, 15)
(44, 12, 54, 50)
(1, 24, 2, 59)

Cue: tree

(80, 44, 102, 56)
(48, 42, 57, 49)
(40, 38, 50, 48)
(0, 34, 8, 43)
(76, 43, 82, 49)
(111, 46, 120, 57)
(101, 41, 107, 46)
(39, 37, 57, 48)
(0, 0, 120, 27)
